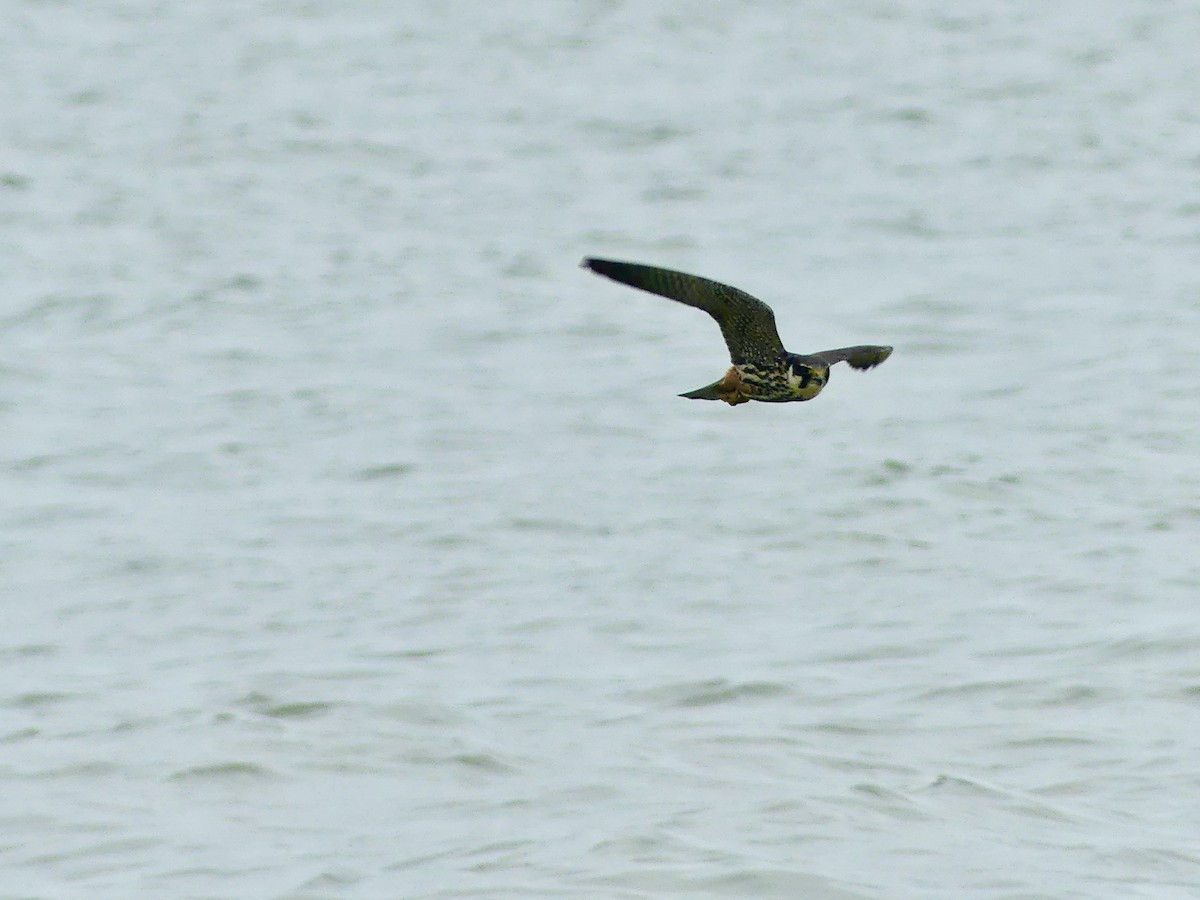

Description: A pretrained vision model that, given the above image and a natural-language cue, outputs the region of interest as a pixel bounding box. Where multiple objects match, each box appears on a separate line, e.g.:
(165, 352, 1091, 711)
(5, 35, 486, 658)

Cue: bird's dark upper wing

(582, 257, 786, 367)
(813, 345, 893, 370)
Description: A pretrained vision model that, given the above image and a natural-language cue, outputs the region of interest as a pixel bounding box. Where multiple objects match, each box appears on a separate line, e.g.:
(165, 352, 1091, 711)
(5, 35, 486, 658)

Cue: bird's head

(786, 355, 830, 389)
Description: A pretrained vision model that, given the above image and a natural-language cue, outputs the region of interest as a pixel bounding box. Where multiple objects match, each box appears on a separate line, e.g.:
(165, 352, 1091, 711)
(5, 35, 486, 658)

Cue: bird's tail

(678, 380, 723, 400)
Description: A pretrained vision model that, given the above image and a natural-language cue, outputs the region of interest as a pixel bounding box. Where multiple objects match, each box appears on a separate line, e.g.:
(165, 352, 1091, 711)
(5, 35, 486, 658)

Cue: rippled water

(4, 1, 1200, 897)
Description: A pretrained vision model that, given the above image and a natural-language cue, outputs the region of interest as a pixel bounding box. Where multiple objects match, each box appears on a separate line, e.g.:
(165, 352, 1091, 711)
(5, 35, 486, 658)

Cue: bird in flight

(581, 258, 892, 406)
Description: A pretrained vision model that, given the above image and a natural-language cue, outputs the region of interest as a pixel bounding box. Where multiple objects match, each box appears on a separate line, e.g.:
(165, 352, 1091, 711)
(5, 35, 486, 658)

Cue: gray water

(3, 1, 1200, 897)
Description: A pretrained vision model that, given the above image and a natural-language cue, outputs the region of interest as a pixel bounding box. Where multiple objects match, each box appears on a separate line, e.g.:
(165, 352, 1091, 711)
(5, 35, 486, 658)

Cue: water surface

(3, 1, 1200, 897)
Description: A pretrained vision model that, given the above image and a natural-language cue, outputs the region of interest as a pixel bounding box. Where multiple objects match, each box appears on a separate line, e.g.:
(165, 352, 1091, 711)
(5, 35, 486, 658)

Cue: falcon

(581, 257, 892, 405)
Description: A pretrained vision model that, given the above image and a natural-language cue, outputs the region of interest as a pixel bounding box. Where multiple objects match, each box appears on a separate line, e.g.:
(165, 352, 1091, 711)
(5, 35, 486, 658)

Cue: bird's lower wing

(582, 257, 786, 367)
(814, 345, 893, 370)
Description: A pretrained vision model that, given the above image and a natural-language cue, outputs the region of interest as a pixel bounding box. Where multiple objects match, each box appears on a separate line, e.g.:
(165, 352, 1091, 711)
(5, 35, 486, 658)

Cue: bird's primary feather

(811, 345, 893, 370)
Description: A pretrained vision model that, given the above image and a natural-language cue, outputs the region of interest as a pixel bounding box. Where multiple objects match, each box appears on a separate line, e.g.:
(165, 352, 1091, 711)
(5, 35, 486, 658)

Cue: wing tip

(581, 256, 620, 277)
(852, 345, 894, 370)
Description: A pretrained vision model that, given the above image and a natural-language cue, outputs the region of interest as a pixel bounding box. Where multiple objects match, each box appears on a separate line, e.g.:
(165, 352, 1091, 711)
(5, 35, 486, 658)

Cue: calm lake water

(3, 1, 1200, 897)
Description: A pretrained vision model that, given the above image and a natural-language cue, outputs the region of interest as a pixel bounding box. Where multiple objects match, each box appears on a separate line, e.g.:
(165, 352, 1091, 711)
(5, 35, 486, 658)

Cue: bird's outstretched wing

(812, 345, 893, 370)
(581, 257, 786, 367)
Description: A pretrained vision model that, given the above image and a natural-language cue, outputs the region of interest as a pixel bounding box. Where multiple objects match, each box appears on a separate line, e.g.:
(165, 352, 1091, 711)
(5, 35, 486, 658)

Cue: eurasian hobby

(581, 258, 893, 406)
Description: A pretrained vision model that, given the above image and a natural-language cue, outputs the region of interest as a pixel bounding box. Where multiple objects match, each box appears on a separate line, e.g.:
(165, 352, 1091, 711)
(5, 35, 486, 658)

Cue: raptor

(581, 257, 892, 406)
